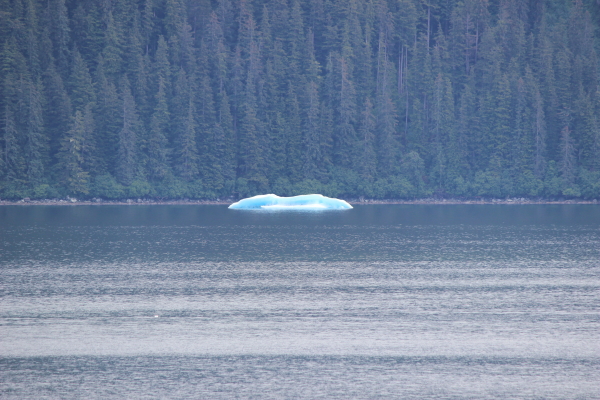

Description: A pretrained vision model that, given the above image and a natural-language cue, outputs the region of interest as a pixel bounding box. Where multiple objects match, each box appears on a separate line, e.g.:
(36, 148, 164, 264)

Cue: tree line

(1, 0, 599, 200)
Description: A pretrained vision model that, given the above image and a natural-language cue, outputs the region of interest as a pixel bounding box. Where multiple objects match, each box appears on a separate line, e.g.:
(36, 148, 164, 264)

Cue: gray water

(0, 205, 599, 399)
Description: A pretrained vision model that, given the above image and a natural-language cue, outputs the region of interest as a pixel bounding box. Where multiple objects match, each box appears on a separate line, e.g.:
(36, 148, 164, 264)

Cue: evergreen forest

(1, 0, 599, 201)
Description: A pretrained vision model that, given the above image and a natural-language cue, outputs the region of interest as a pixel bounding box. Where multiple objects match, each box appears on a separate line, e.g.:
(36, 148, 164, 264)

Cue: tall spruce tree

(147, 77, 170, 181)
(116, 76, 139, 186)
(57, 108, 92, 194)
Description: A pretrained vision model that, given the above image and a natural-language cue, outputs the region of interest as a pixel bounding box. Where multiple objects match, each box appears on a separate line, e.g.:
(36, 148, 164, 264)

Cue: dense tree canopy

(1, 0, 599, 200)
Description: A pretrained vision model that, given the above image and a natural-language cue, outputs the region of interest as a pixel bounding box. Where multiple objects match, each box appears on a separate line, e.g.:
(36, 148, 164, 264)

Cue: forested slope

(1, 0, 599, 200)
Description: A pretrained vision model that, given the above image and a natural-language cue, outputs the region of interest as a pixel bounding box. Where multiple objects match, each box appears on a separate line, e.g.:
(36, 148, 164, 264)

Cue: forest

(1, 0, 599, 200)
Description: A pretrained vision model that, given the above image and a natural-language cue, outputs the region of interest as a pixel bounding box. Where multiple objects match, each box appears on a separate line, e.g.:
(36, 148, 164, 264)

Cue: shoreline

(1, 198, 598, 206)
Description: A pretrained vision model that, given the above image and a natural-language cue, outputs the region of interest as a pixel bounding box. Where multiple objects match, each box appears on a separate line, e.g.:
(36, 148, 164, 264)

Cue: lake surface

(1, 204, 599, 399)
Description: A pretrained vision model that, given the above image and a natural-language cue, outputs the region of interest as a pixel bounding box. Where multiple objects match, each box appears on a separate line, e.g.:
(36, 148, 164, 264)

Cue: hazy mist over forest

(1, 0, 599, 200)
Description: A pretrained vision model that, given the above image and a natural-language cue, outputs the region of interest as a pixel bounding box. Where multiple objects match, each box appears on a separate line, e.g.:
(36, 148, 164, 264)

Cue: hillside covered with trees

(1, 0, 599, 200)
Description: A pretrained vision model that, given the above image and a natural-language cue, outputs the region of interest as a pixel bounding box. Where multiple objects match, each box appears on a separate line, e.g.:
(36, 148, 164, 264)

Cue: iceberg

(228, 194, 353, 210)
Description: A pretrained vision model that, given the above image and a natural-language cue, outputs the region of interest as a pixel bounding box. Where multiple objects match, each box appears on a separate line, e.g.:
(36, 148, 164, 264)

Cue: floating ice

(228, 194, 353, 210)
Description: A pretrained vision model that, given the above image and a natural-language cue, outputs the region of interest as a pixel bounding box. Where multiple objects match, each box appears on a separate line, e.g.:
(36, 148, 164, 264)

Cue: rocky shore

(352, 198, 599, 204)
(1, 197, 598, 205)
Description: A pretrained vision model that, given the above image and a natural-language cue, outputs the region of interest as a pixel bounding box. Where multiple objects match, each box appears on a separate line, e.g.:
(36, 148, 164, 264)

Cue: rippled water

(1, 205, 599, 399)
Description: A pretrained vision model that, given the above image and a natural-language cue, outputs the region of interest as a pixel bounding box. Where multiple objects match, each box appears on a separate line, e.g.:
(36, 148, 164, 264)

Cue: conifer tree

(285, 84, 303, 182)
(287, 0, 305, 79)
(197, 71, 221, 189)
(57, 109, 90, 194)
(165, 0, 185, 41)
(559, 122, 576, 186)
(24, 77, 46, 185)
(141, 0, 154, 51)
(49, 0, 70, 76)
(154, 36, 171, 89)
(532, 86, 547, 178)
(335, 56, 358, 168)
(358, 96, 376, 181)
(117, 76, 139, 185)
(171, 67, 197, 181)
(2, 104, 24, 182)
(206, 12, 228, 93)
(69, 48, 95, 112)
(175, 98, 199, 181)
(125, 11, 149, 118)
(80, 103, 96, 173)
(430, 74, 456, 190)
(70, 1, 103, 70)
(303, 81, 320, 179)
(94, 56, 121, 174)
(23, 0, 41, 77)
(147, 77, 170, 181)
(238, 72, 266, 190)
(101, 10, 123, 79)
(375, 34, 398, 177)
(43, 64, 72, 162)
(457, 79, 478, 174)
(217, 91, 236, 183)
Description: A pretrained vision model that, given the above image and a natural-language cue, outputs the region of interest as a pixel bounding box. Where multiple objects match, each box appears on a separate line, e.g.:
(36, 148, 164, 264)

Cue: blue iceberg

(228, 194, 353, 210)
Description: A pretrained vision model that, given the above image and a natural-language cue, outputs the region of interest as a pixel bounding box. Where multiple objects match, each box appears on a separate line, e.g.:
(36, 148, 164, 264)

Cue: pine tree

(2, 104, 24, 182)
(287, 0, 305, 80)
(175, 98, 199, 181)
(101, 9, 123, 79)
(490, 71, 512, 164)
(355, 14, 375, 106)
(43, 64, 72, 164)
(197, 72, 221, 189)
(189, 0, 212, 36)
(23, 0, 41, 77)
(147, 77, 170, 181)
(229, 46, 243, 132)
(457, 79, 478, 175)
(48, 0, 70, 76)
(238, 72, 266, 191)
(169, 65, 199, 183)
(154, 35, 171, 87)
(217, 91, 236, 183)
(206, 11, 228, 93)
(559, 122, 576, 186)
(176, 22, 196, 74)
(57, 109, 90, 194)
(164, 0, 185, 41)
(117, 76, 139, 186)
(532, 86, 547, 178)
(80, 103, 96, 173)
(266, 110, 286, 184)
(358, 96, 376, 181)
(375, 33, 398, 177)
(334, 55, 358, 168)
(430, 72, 446, 188)
(24, 77, 46, 185)
(69, 48, 95, 112)
(430, 74, 456, 191)
(285, 84, 303, 182)
(579, 91, 600, 171)
(125, 11, 149, 118)
(141, 0, 154, 51)
(303, 81, 320, 179)
(70, 1, 104, 71)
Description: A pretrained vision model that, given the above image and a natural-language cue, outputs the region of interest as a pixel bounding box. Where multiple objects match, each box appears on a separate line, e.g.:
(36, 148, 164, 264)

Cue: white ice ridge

(228, 194, 353, 210)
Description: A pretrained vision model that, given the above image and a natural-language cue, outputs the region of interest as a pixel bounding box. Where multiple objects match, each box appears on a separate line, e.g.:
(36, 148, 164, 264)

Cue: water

(1, 205, 599, 399)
